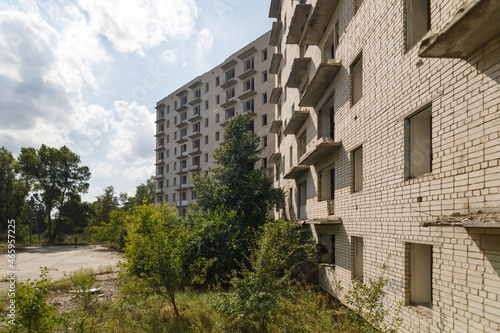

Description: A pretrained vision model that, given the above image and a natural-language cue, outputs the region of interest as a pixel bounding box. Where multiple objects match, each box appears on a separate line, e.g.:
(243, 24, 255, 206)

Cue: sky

(0, 0, 273, 202)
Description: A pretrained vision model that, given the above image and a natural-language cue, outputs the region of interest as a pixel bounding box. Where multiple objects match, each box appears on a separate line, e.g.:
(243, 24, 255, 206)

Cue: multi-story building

(155, 31, 276, 216)
(268, 0, 499, 331)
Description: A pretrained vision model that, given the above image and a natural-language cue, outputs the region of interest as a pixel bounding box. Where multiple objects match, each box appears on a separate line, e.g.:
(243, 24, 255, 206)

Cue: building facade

(155, 32, 276, 216)
(268, 0, 500, 332)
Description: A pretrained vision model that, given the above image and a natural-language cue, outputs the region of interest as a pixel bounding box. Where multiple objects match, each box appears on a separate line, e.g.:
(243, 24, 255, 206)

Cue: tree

(18, 145, 90, 243)
(0, 147, 29, 232)
(193, 114, 284, 230)
(88, 186, 119, 228)
(132, 176, 155, 206)
(124, 204, 214, 315)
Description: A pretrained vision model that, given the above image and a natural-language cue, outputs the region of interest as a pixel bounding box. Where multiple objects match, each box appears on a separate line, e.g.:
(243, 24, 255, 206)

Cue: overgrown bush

(124, 204, 214, 315)
(71, 268, 98, 311)
(4, 268, 57, 333)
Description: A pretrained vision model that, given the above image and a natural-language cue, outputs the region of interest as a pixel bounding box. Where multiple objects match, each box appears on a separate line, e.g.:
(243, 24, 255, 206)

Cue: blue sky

(0, 0, 272, 202)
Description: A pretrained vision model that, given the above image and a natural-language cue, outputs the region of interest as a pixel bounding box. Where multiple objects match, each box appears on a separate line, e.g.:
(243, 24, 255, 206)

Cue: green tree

(131, 176, 155, 206)
(124, 204, 214, 316)
(18, 145, 90, 243)
(0, 147, 29, 232)
(88, 186, 119, 228)
(193, 114, 284, 230)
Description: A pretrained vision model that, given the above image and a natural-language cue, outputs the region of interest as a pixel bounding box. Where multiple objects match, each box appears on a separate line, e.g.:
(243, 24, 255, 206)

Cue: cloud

(107, 101, 155, 165)
(123, 165, 155, 183)
(74, 104, 114, 142)
(0, 4, 108, 149)
(78, 0, 199, 55)
(161, 49, 179, 63)
(196, 28, 213, 64)
(92, 162, 114, 178)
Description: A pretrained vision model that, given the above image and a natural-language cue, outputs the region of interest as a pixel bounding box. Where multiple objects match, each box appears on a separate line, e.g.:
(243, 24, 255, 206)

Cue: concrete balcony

(175, 183, 194, 191)
(189, 147, 202, 155)
(269, 87, 282, 104)
(269, 21, 282, 46)
(220, 59, 237, 71)
(188, 113, 202, 122)
(176, 119, 189, 128)
(238, 89, 257, 101)
(176, 136, 188, 144)
(286, 4, 312, 44)
(269, 152, 281, 164)
(299, 137, 342, 165)
(155, 144, 164, 152)
(269, 0, 280, 18)
(238, 69, 257, 81)
(238, 46, 257, 60)
(177, 200, 189, 207)
(283, 165, 310, 180)
(299, 61, 341, 107)
(283, 109, 309, 135)
(269, 120, 282, 134)
(303, 0, 340, 45)
(419, 0, 500, 58)
(220, 79, 237, 89)
(269, 53, 283, 74)
(155, 159, 165, 165)
(189, 131, 202, 139)
(189, 80, 202, 90)
(221, 99, 237, 109)
(155, 130, 165, 137)
(155, 187, 165, 194)
(176, 89, 188, 97)
(190, 163, 202, 172)
(155, 115, 165, 124)
(286, 57, 312, 88)
(175, 103, 189, 112)
(176, 167, 188, 175)
(189, 97, 202, 106)
(176, 151, 189, 159)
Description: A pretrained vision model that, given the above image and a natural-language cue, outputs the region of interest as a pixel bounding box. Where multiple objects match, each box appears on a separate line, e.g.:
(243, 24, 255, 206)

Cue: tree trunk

(46, 204, 53, 244)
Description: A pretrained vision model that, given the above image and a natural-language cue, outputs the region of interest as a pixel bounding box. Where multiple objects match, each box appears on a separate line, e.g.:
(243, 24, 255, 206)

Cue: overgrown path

(0, 245, 122, 291)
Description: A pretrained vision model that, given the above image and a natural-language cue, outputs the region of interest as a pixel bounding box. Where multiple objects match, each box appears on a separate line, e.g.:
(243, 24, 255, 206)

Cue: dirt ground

(0, 245, 123, 292)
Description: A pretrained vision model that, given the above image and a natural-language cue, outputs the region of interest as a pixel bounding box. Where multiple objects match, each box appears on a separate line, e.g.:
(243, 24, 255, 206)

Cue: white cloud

(123, 165, 155, 183)
(107, 101, 155, 165)
(74, 104, 114, 142)
(196, 28, 213, 64)
(78, 0, 199, 55)
(0, 4, 109, 149)
(92, 162, 114, 178)
(161, 49, 179, 63)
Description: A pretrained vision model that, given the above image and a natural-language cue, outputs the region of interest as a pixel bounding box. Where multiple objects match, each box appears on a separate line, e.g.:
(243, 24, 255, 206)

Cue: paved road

(0, 245, 122, 291)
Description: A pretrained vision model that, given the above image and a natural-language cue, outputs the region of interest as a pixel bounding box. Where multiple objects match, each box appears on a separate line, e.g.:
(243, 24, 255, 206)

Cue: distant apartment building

(155, 31, 275, 216)
(268, 0, 499, 331)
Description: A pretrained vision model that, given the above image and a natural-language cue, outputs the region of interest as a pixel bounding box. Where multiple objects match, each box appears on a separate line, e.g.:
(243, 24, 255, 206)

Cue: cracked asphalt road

(0, 245, 122, 291)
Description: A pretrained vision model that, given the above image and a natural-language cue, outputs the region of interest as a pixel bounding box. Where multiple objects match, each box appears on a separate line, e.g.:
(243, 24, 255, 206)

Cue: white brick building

(155, 32, 275, 216)
(268, 0, 500, 331)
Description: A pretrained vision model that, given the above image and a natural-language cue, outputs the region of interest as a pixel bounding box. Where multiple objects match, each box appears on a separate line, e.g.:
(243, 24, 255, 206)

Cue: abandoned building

(268, 0, 500, 332)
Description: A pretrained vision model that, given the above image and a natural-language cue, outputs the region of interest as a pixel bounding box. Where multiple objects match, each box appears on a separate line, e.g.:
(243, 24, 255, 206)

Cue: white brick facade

(269, 0, 500, 331)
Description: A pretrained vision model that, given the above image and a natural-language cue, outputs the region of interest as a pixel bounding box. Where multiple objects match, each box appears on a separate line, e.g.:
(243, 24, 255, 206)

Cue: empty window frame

(319, 166, 335, 201)
(262, 48, 268, 61)
(262, 92, 268, 104)
(244, 57, 255, 71)
(262, 70, 268, 82)
(244, 78, 255, 91)
(352, 236, 363, 280)
(243, 99, 255, 113)
(225, 67, 235, 82)
(406, 0, 430, 50)
(298, 131, 307, 158)
(406, 106, 432, 178)
(215, 76, 220, 86)
(409, 243, 432, 307)
(351, 54, 363, 105)
(226, 88, 235, 101)
(353, 146, 363, 192)
(215, 131, 220, 141)
(298, 180, 307, 207)
(262, 114, 268, 126)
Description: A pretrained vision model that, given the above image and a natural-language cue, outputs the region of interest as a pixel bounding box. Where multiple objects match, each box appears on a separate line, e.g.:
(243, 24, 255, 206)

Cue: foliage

(193, 114, 284, 231)
(71, 268, 98, 311)
(128, 176, 155, 208)
(3, 268, 58, 333)
(123, 204, 214, 316)
(88, 186, 119, 228)
(18, 145, 90, 243)
(182, 208, 253, 285)
(88, 210, 128, 250)
(337, 261, 403, 333)
(214, 219, 317, 332)
(0, 147, 29, 232)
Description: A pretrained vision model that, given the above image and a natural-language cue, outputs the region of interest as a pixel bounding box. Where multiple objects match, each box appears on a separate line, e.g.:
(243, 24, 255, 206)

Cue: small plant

(5, 267, 58, 333)
(71, 268, 98, 311)
(337, 260, 402, 333)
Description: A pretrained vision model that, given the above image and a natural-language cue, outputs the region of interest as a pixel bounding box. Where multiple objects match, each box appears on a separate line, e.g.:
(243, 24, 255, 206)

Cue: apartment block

(268, 0, 500, 331)
(155, 32, 275, 216)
